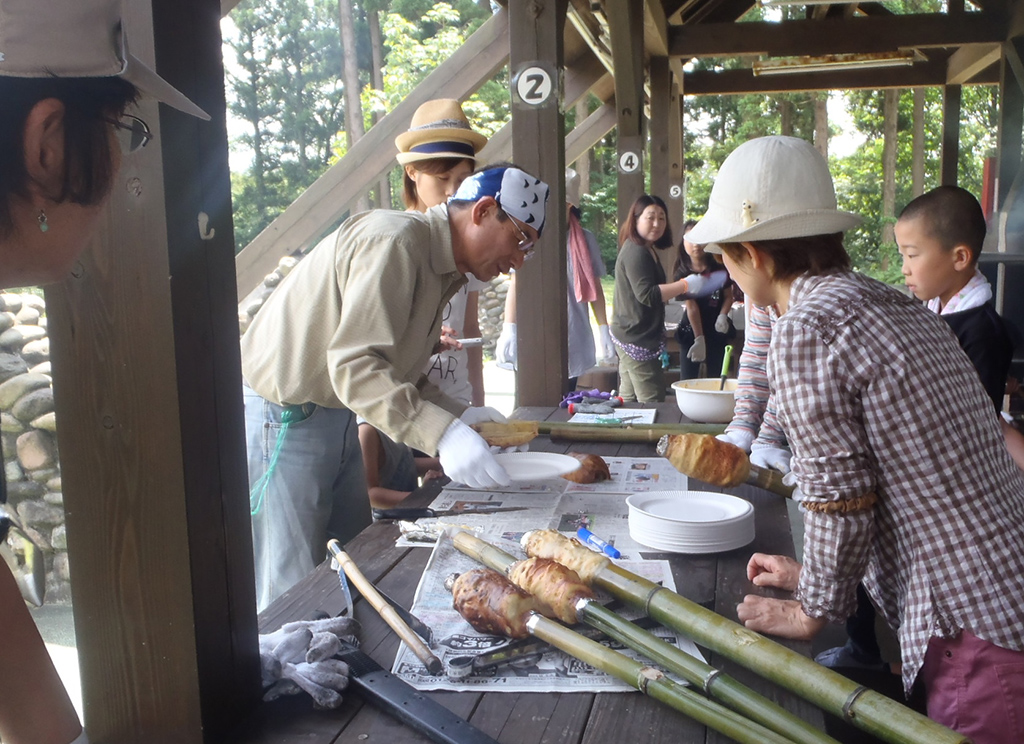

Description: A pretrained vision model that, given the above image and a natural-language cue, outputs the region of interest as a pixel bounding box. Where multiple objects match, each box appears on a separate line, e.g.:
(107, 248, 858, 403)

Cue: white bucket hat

(0, 0, 209, 120)
(565, 168, 581, 207)
(687, 136, 860, 252)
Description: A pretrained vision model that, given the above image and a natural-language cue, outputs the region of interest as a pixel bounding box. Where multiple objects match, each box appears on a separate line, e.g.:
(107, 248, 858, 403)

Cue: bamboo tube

(521, 530, 969, 744)
(327, 540, 443, 675)
(452, 531, 839, 744)
(525, 614, 798, 744)
(538, 421, 726, 443)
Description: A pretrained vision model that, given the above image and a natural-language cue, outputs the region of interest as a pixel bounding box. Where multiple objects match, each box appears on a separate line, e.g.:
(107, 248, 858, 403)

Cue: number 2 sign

(512, 64, 556, 108)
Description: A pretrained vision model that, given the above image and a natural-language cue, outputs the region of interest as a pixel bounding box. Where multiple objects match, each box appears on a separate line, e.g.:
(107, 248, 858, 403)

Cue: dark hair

(618, 194, 673, 250)
(675, 219, 723, 276)
(401, 156, 475, 209)
(0, 76, 138, 237)
(718, 233, 850, 281)
(897, 185, 986, 264)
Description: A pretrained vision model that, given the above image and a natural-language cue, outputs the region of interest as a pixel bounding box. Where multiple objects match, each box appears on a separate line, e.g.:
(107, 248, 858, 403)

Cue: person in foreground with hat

(688, 135, 1024, 741)
(240, 164, 549, 610)
(0, 1, 209, 742)
(496, 167, 615, 387)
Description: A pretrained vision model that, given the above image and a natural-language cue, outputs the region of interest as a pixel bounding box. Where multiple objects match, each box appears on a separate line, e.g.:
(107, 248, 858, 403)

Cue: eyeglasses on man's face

(503, 211, 536, 261)
(106, 114, 153, 154)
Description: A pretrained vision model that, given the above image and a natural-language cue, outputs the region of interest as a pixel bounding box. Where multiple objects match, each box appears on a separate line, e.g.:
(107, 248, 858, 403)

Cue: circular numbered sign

(619, 151, 640, 173)
(669, 184, 683, 199)
(515, 67, 553, 106)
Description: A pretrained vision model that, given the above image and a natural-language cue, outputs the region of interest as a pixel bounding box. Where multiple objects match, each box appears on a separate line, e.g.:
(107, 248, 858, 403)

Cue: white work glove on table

(438, 418, 512, 489)
(496, 322, 517, 370)
(687, 335, 706, 363)
(259, 616, 359, 709)
(750, 443, 793, 474)
(715, 314, 731, 334)
(716, 429, 755, 453)
(596, 325, 616, 364)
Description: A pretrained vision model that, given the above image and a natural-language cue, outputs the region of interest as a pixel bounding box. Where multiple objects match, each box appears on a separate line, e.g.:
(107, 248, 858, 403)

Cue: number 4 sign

(512, 64, 556, 108)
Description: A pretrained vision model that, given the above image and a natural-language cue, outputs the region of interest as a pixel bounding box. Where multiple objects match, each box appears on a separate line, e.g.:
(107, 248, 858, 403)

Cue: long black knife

(338, 641, 499, 744)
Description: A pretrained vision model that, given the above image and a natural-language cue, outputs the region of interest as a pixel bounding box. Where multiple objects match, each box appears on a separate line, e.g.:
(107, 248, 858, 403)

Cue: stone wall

(0, 292, 68, 603)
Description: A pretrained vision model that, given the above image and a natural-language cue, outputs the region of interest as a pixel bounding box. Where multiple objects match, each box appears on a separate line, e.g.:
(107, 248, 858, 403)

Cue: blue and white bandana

(451, 166, 550, 236)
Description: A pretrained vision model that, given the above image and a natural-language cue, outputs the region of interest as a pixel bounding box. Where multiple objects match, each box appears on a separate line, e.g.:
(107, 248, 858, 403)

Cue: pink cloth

(568, 211, 598, 303)
(921, 631, 1024, 743)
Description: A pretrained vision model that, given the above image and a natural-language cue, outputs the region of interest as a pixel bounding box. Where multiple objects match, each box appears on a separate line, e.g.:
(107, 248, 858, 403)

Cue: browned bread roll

(561, 453, 611, 483)
(451, 568, 537, 638)
(657, 433, 750, 487)
(509, 557, 594, 624)
(520, 529, 609, 583)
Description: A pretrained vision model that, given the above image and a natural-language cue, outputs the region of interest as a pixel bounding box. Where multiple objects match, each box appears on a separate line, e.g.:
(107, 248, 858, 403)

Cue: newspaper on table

(396, 457, 689, 555)
(567, 408, 658, 424)
(391, 530, 705, 692)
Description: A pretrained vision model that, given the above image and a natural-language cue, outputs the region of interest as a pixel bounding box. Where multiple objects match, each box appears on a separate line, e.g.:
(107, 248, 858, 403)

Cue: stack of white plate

(625, 490, 755, 554)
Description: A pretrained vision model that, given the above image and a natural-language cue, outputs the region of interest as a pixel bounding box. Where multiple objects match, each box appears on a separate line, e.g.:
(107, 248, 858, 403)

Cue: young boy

(689, 136, 1024, 742)
(896, 185, 1013, 411)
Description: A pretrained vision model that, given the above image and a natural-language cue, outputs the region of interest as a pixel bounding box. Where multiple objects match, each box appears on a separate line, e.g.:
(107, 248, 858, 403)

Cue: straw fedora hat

(688, 136, 860, 252)
(395, 99, 488, 165)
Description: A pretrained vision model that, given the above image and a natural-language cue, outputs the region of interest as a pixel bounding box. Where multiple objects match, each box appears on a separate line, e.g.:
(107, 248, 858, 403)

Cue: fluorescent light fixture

(752, 51, 918, 76)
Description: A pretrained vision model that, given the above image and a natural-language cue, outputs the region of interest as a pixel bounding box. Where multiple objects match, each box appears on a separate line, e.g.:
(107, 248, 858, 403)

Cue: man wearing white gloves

(497, 168, 613, 387)
(240, 165, 549, 609)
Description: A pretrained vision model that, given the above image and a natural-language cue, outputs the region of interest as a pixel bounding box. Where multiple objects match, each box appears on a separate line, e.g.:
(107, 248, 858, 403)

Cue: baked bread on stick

(449, 568, 538, 638)
(509, 557, 594, 624)
(657, 433, 750, 487)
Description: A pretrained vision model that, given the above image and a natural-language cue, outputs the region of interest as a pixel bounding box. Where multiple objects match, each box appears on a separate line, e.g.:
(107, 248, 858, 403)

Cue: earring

(37, 210, 49, 233)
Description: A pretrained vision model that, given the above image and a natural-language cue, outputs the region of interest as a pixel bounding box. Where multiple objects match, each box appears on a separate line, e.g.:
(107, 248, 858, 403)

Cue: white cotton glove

(597, 325, 615, 364)
(716, 429, 755, 453)
(259, 616, 359, 709)
(438, 418, 512, 489)
(687, 335, 706, 362)
(750, 444, 793, 474)
(681, 273, 706, 297)
(496, 322, 517, 370)
(459, 406, 508, 426)
(714, 314, 731, 334)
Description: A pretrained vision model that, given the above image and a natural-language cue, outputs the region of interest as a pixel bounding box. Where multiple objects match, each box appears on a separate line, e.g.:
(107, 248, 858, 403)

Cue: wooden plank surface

(231, 403, 825, 743)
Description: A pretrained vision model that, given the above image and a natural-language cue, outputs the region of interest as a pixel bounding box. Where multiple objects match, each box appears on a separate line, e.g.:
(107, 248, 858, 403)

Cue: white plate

(494, 452, 581, 481)
(627, 491, 752, 523)
(626, 490, 755, 554)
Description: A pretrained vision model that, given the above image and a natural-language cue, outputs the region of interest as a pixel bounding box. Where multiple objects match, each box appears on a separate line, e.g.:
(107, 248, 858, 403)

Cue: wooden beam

(566, 103, 617, 166)
(644, 0, 670, 57)
(947, 43, 1002, 84)
(607, 0, 646, 227)
(682, 58, 999, 95)
(686, 0, 755, 25)
(511, 0, 570, 407)
(233, 10, 509, 299)
(46, 0, 258, 739)
(669, 12, 1007, 58)
(941, 84, 963, 185)
(568, 3, 614, 74)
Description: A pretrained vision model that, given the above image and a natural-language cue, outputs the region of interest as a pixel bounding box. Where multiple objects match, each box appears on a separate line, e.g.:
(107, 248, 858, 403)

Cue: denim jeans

(243, 386, 370, 611)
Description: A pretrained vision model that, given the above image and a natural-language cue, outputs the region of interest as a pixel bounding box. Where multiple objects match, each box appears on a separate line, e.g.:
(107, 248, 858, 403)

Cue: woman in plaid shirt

(688, 136, 1024, 743)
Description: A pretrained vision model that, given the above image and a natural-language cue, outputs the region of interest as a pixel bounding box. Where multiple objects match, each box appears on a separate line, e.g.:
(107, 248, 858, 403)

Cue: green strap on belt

(249, 406, 303, 516)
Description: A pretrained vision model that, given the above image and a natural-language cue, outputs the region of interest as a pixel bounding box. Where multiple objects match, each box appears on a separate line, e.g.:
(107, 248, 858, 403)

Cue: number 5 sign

(512, 64, 557, 108)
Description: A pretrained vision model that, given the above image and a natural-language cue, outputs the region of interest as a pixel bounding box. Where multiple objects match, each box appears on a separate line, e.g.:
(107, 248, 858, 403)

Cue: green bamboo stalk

(452, 531, 839, 744)
(522, 531, 969, 744)
(539, 421, 726, 443)
(526, 614, 798, 744)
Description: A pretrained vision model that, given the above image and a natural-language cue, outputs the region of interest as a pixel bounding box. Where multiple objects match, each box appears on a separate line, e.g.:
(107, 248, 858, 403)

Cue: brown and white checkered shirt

(769, 271, 1024, 694)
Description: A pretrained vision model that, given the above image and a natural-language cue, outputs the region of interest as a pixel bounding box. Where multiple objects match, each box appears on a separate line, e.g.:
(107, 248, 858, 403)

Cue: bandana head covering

(451, 166, 550, 237)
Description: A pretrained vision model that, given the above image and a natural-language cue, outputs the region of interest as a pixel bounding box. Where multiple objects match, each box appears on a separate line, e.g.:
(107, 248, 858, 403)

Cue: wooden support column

(607, 0, 646, 227)
(997, 38, 1024, 211)
(44, 0, 259, 741)
(941, 85, 963, 185)
(649, 56, 680, 278)
(510, 0, 570, 406)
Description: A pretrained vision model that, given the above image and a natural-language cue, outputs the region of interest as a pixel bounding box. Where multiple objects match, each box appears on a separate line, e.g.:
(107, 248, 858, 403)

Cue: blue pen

(577, 527, 621, 559)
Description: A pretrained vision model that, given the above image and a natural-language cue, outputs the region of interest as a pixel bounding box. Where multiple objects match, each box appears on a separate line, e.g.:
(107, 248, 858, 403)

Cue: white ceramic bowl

(671, 378, 738, 423)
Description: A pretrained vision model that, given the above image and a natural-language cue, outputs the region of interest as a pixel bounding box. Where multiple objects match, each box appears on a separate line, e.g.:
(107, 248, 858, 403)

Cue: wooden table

(231, 402, 825, 744)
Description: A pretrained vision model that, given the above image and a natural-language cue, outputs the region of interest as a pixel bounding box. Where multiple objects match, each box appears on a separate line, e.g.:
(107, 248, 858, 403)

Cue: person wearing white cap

(690, 135, 1024, 740)
(240, 164, 548, 610)
(0, 1, 208, 742)
(496, 168, 614, 385)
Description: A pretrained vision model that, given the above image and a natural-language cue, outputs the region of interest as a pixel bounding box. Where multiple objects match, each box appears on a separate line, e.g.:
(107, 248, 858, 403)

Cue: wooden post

(997, 39, 1024, 211)
(607, 0, 646, 228)
(510, 0, 570, 406)
(44, 0, 259, 741)
(649, 56, 680, 278)
(941, 84, 962, 186)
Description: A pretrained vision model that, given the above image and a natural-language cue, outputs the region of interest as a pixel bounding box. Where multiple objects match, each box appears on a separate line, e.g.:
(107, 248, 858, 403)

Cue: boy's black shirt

(942, 302, 1014, 411)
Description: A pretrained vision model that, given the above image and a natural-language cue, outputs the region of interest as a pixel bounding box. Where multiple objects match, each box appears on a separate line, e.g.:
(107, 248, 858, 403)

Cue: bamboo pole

(520, 530, 969, 744)
(452, 531, 839, 744)
(538, 421, 726, 443)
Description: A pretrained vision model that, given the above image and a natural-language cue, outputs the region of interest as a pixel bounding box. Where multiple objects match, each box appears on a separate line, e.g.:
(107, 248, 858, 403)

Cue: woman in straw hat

(357, 100, 488, 507)
(0, 1, 208, 742)
(689, 135, 1024, 741)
